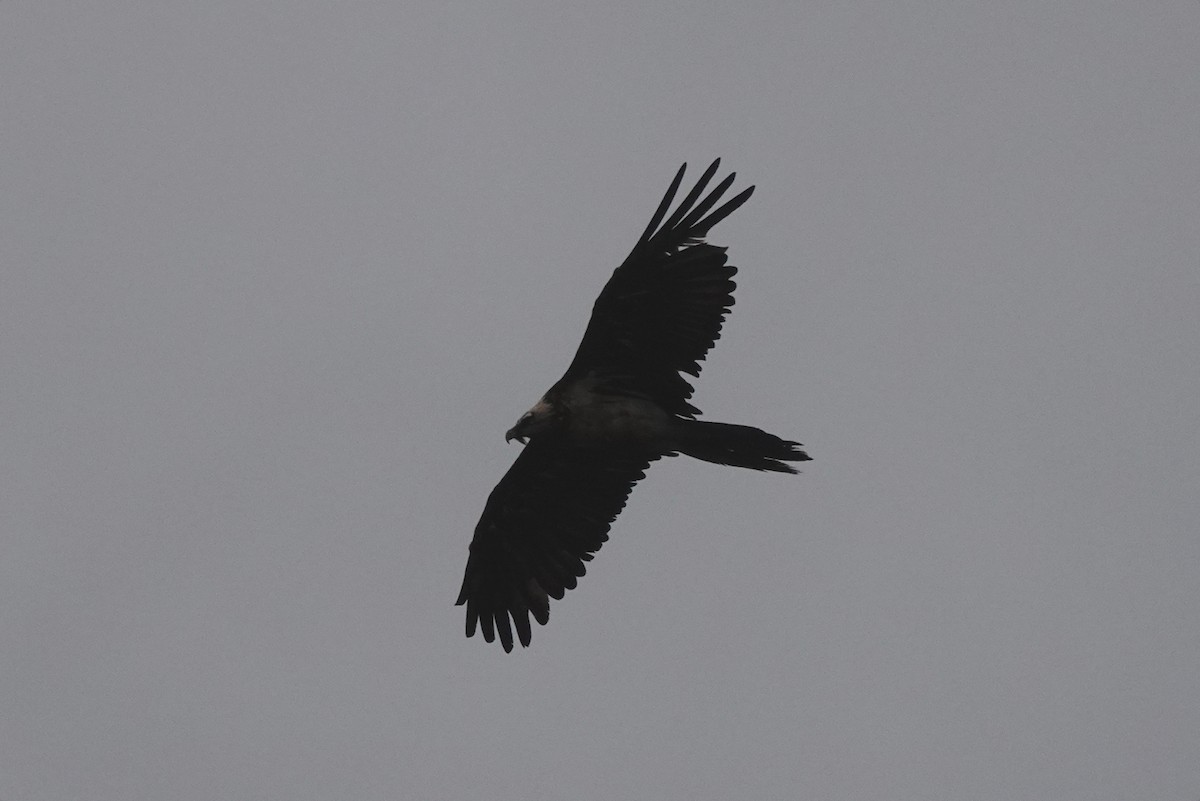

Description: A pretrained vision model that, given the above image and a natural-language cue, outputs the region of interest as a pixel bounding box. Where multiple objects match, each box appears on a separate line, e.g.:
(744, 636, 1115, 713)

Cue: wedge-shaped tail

(676, 420, 811, 473)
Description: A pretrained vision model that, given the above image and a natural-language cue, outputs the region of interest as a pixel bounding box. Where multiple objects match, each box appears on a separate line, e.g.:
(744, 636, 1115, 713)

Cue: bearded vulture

(457, 160, 810, 652)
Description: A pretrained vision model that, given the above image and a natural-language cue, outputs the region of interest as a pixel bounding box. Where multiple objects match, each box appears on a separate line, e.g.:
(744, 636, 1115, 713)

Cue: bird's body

(548, 386, 675, 447)
(457, 160, 811, 652)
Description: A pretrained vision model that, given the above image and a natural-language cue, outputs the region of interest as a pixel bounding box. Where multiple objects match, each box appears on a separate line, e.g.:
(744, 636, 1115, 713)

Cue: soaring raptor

(457, 160, 810, 651)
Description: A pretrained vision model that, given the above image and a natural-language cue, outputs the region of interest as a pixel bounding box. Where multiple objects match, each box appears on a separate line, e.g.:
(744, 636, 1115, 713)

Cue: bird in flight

(457, 160, 811, 652)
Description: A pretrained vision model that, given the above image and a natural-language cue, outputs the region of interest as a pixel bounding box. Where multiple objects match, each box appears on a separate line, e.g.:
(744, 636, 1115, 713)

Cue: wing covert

(456, 438, 656, 652)
(560, 159, 754, 417)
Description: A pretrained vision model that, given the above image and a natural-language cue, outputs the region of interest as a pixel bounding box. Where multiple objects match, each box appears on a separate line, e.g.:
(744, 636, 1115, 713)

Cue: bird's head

(505, 397, 557, 444)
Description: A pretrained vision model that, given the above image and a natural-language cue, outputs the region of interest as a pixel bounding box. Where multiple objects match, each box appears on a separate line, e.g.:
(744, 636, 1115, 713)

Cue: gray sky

(3, 2, 1198, 799)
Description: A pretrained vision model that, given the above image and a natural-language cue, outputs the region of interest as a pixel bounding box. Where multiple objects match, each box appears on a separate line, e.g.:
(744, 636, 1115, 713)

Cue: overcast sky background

(3, 3, 1198, 799)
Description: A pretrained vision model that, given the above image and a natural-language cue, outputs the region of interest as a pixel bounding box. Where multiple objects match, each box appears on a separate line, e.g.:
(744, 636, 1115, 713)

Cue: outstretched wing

(558, 159, 754, 418)
(457, 438, 656, 652)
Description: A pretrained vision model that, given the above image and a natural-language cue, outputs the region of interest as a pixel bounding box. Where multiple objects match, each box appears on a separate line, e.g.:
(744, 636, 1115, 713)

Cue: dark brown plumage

(457, 160, 810, 652)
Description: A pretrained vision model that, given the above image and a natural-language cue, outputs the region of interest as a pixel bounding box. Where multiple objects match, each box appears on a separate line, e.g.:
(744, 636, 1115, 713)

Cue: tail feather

(676, 420, 811, 473)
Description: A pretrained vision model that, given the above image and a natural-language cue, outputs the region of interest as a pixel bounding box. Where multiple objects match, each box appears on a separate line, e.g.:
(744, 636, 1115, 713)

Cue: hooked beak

(506, 408, 539, 444)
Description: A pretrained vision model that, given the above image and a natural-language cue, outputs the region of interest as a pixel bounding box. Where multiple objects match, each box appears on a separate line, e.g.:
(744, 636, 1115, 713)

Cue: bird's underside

(456, 160, 811, 652)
